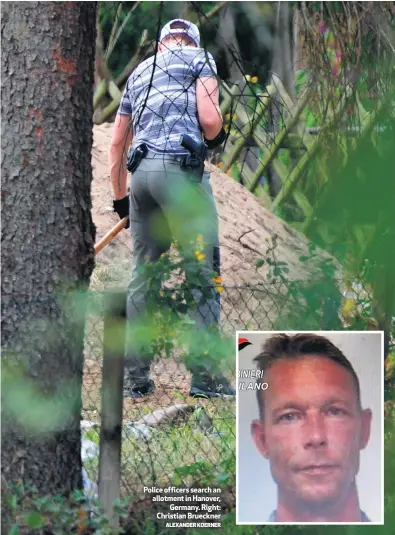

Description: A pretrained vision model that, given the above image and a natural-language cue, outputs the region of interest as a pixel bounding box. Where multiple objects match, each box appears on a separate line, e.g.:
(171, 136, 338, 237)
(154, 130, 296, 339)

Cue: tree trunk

(1, 1, 97, 496)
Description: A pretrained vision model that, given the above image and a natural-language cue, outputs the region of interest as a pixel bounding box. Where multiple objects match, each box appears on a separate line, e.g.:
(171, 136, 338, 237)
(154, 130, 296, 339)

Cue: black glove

(113, 196, 130, 229)
(204, 126, 227, 150)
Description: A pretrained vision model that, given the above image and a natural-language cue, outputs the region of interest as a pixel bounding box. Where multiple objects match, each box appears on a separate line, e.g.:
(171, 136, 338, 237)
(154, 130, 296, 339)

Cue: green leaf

(255, 259, 264, 269)
(172, 474, 182, 486)
(175, 461, 210, 477)
(9, 524, 20, 535)
(8, 493, 18, 512)
(216, 472, 230, 484)
(23, 511, 45, 529)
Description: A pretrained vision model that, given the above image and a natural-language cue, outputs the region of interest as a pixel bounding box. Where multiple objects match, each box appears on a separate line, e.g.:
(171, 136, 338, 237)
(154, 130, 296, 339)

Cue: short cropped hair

(254, 333, 361, 418)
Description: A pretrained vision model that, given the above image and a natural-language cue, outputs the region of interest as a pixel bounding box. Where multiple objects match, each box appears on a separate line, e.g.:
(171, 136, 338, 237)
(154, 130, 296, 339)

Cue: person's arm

(109, 113, 133, 200)
(196, 76, 223, 140)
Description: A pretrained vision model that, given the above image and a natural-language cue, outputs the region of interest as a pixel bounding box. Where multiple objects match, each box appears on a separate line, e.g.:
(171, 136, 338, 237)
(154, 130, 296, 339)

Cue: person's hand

(204, 126, 227, 149)
(113, 196, 130, 229)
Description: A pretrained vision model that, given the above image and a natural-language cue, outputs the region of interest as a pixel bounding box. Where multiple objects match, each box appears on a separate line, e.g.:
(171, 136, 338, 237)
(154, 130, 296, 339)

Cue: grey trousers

(125, 152, 221, 388)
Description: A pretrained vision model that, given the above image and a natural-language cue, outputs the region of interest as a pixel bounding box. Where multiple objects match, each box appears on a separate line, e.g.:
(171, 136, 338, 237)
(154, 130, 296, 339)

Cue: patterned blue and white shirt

(118, 45, 217, 155)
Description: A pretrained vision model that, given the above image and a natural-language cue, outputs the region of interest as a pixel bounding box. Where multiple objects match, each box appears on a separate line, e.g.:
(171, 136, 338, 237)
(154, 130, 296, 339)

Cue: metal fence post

(98, 291, 126, 527)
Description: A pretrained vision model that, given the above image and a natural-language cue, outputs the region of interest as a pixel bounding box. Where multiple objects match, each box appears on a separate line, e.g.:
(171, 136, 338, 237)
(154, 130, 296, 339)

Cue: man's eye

(278, 412, 299, 422)
(327, 407, 345, 416)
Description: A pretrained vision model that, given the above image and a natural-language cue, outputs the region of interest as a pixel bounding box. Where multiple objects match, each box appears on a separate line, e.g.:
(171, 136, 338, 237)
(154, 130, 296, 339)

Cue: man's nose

(302, 412, 328, 448)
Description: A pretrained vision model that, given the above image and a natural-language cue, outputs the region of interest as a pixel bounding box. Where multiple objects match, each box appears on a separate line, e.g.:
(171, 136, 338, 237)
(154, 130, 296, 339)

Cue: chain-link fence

(2, 2, 394, 532)
(80, 276, 384, 529)
(1, 277, 391, 533)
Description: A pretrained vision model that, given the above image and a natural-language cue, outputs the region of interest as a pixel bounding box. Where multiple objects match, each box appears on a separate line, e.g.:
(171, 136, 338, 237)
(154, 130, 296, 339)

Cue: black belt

(144, 148, 187, 163)
(143, 144, 205, 184)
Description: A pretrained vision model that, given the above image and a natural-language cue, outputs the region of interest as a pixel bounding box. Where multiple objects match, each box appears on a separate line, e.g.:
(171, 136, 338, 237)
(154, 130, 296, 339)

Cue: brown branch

(115, 29, 149, 88)
(237, 229, 262, 255)
(104, 2, 123, 60)
(205, 1, 227, 20)
(237, 229, 255, 242)
(106, 2, 141, 61)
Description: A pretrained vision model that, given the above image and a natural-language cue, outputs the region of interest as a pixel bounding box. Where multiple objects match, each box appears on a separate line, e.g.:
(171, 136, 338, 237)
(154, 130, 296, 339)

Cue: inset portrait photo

(236, 331, 384, 525)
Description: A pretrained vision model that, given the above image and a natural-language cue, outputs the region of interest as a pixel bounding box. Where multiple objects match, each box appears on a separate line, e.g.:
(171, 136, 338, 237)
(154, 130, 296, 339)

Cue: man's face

(251, 356, 372, 512)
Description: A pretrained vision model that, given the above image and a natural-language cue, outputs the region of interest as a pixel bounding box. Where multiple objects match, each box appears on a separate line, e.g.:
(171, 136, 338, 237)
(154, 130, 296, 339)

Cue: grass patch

(82, 400, 235, 502)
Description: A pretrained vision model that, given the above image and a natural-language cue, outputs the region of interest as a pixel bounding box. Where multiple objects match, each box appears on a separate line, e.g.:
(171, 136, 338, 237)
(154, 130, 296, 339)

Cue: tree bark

(1, 1, 97, 496)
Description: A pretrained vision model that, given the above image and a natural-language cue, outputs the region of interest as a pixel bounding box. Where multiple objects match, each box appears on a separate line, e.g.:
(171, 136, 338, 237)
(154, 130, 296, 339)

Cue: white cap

(159, 19, 200, 47)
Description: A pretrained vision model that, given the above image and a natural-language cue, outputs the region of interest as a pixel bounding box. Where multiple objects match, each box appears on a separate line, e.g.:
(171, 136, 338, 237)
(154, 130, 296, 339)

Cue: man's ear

(359, 408, 372, 450)
(251, 420, 269, 459)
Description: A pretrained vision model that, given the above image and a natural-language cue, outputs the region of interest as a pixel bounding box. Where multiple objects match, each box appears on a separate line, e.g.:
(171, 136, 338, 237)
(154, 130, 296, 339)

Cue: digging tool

(94, 216, 129, 256)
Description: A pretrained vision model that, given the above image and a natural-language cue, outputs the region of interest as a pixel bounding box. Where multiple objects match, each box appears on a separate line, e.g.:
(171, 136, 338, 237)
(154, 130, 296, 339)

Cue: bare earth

(92, 123, 318, 285)
(86, 123, 332, 420)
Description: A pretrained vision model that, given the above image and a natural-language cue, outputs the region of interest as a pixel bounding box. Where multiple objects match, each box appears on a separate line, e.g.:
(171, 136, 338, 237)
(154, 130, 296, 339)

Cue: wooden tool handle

(94, 217, 128, 256)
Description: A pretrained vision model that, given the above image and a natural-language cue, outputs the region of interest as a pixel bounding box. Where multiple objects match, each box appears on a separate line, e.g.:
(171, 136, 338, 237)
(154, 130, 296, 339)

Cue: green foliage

(2, 481, 128, 535)
(3, 235, 395, 534)
(104, 234, 233, 374)
(4, 410, 395, 535)
(295, 69, 308, 96)
(277, 148, 290, 170)
(99, 1, 158, 78)
(253, 236, 368, 332)
(98, 1, 225, 78)
(2, 359, 82, 435)
(265, 241, 342, 331)
(171, 424, 235, 489)
(230, 164, 240, 182)
(172, 460, 214, 487)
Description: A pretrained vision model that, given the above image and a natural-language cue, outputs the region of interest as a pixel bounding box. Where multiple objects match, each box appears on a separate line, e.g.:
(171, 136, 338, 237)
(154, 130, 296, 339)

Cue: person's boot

(123, 376, 156, 399)
(189, 373, 236, 399)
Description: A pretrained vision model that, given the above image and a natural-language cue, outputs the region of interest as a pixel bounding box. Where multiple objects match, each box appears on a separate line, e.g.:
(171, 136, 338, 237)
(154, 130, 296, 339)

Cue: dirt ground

(81, 123, 343, 510)
(82, 356, 193, 423)
(85, 123, 336, 420)
(91, 122, 326, 281)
